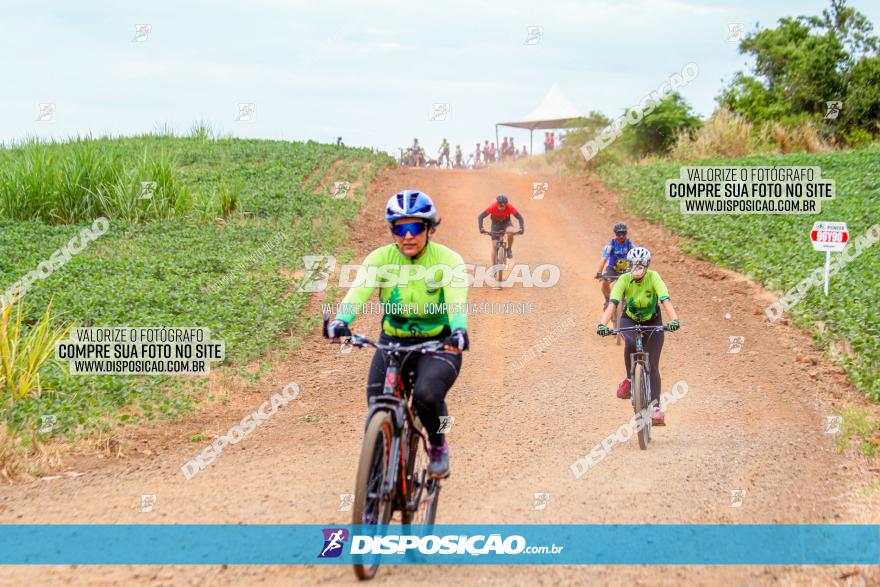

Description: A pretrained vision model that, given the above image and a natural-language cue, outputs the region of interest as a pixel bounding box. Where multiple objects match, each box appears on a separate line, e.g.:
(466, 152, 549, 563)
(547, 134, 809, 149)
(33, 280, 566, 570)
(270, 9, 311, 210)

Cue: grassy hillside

(0, 135, 394, 440)
(596, 147, 880, 400)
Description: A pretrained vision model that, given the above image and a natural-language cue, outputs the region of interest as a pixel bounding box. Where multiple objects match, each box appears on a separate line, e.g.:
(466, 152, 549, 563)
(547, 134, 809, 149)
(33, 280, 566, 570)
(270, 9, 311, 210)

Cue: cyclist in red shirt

(478, 194, 525, 264)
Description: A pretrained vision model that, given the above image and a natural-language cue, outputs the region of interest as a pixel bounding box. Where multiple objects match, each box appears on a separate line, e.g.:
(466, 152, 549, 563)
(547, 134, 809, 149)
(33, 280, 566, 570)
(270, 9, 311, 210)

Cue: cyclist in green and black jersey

(596, 247, 680, 426)
(326, 190, 468, 478)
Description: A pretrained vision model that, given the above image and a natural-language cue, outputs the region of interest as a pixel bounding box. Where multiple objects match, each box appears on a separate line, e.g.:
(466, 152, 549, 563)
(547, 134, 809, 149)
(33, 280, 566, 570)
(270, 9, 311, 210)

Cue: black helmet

(613, 222, 628, 233)
(496, 194, 509, 204)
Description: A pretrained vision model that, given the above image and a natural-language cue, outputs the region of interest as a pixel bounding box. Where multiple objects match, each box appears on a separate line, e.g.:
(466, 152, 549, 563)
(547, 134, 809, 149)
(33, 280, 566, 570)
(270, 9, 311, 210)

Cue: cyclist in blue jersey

(594, 223, 635, 307)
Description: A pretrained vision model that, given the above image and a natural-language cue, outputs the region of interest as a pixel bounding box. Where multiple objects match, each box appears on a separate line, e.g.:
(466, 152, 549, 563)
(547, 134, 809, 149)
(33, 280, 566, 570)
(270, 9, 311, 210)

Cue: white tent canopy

(496, 83, 584, 152)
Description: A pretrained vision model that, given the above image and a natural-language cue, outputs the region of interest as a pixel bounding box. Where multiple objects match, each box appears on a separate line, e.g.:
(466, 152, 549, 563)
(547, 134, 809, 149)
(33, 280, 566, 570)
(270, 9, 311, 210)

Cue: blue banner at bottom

(0, 525, 877, 565)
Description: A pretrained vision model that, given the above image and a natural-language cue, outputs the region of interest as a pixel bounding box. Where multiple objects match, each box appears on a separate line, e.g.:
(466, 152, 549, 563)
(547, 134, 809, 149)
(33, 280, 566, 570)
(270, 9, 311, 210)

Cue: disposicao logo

(319, 528, 349, 558)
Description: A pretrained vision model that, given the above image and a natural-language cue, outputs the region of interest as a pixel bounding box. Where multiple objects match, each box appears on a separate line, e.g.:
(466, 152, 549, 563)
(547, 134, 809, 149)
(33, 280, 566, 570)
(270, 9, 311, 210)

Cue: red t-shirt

(484, 202, 519, 220)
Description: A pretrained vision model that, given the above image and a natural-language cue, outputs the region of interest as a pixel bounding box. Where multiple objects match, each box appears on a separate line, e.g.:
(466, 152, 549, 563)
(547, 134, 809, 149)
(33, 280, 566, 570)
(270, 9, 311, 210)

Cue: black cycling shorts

(490, 219, 513, 238)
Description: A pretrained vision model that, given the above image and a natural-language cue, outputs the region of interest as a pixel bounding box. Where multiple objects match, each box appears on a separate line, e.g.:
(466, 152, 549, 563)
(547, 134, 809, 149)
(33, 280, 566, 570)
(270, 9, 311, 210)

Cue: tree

(717, 72, 791, 124)
(843, 55, 880, 132)
(805, 0, 879, 60)
(627, 93, 702, 156)
(717, 0, 879, 135)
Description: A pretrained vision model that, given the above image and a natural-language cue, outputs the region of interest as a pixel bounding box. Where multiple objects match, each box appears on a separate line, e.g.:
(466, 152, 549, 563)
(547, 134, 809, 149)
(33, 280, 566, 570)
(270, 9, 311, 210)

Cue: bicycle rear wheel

(352, 411, 395, 580)
(632, 363, 651, 450)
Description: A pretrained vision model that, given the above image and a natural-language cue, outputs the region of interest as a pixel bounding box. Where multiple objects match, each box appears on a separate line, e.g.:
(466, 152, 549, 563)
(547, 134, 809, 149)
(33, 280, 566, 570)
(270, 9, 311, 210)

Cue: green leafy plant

(0, 301, 69, 403)
(0, 133, 394, 441)
(835, 406, 880, 456)
(0, 140, 213, 224)
(596, 146, 880, 400)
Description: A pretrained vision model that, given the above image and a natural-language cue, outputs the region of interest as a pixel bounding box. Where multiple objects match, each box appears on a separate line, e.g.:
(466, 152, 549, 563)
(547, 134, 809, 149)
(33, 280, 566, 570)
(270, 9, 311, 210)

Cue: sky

(3, 0, 879, 156)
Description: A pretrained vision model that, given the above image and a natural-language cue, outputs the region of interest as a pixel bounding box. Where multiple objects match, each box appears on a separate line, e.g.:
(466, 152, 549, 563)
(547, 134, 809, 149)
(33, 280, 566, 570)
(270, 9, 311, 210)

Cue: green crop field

(596, 147, 880, 401)
(0, 135, 394, 438)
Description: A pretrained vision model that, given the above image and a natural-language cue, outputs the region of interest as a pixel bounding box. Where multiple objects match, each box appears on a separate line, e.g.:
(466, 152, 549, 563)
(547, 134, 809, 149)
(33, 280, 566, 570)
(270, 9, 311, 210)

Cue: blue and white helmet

(385, 190, 437, 225)
(627, 246, 651, 267)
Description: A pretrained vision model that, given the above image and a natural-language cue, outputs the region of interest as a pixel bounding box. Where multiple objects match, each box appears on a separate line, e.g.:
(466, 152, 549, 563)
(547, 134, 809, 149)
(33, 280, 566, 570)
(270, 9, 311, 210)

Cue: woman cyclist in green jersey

(596, 247, 680, 426)
(325, 190, 469, 478)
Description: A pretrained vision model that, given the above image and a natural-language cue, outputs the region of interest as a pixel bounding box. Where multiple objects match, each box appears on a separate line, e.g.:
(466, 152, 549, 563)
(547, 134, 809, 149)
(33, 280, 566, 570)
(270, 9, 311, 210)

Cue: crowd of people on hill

(470, 137, 530, 167)
(400, 131, 564, 168)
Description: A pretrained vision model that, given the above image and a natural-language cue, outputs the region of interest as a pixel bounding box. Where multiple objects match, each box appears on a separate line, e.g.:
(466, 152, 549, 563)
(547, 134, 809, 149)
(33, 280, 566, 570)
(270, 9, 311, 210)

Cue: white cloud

(4, 0, 871, 154)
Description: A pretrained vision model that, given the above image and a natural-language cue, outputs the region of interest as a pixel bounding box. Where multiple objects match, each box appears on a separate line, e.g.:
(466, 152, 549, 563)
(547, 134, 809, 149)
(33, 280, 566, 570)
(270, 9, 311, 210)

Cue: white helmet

(385, 190, 437, 225)
(627, 246, 651, 267)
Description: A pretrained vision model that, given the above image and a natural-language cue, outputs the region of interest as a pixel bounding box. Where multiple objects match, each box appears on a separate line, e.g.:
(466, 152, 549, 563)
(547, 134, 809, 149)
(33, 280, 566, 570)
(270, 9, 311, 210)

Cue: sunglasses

(615, 231, 627, 237)
(391, 221, 428, 237)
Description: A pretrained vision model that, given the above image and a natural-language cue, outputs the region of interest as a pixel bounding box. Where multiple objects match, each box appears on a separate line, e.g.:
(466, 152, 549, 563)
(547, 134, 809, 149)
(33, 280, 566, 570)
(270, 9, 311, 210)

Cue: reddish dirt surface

(1, 166, 878, 586)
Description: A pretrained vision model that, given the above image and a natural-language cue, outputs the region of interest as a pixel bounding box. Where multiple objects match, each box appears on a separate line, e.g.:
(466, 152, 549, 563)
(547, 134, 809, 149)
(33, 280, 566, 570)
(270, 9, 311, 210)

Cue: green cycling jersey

(334, 241, 468, 338)
(609, 269, 670, 322)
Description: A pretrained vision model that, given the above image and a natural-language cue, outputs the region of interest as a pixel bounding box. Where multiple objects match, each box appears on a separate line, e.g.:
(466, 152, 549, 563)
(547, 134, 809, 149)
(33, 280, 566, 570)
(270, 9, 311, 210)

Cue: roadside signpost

(810, 221, 848, 296)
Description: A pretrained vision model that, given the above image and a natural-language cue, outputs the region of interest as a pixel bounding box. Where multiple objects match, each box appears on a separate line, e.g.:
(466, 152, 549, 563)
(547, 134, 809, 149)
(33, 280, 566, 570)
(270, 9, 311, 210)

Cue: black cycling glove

(443, 328, 469, 351)
(326, 319, 351, 339)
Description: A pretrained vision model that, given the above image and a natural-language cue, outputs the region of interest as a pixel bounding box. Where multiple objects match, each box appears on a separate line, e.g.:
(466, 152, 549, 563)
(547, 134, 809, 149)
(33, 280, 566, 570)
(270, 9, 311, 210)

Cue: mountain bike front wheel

(352, 411, 395, 580)
(493, 241, 507, 285)
(632, 363, 651, 450)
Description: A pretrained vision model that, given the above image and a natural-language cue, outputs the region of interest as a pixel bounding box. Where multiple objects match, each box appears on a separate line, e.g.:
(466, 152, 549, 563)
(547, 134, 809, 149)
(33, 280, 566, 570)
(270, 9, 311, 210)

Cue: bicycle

(607, 324, 666, 450)
(324, 318, 450, 580)
(596, 272, 624, 346)
(481, 226, 522, 286)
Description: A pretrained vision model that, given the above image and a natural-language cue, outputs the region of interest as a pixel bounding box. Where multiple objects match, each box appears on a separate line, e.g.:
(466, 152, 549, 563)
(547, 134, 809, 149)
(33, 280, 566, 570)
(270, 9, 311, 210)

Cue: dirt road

(1, 166, 877, 586)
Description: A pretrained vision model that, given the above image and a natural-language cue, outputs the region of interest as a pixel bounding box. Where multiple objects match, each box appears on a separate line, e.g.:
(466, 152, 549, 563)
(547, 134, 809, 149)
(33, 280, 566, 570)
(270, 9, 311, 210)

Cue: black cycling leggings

(366, 332, 462, 447)
(619, 312, 664, 404)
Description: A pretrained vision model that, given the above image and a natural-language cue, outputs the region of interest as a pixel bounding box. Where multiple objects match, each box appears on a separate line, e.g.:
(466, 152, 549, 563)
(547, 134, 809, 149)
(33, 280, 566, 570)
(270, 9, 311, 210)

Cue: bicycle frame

(365, 359, 422, 503)
(610, 324, 665, 448)
(611, 324, 666, 407)
(481, 228, 518, 287)
(492, 234, 509, 264)
(337, 331, 451, 512)
(485, 227, 520, 253)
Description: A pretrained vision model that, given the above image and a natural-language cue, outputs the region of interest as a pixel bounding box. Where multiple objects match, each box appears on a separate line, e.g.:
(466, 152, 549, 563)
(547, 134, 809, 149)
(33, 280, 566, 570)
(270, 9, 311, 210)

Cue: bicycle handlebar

(323, 314, 450, 355)
(483, 229, 522, 236)
(344, 333, 446, 354)
(609, 325, 667, 335)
